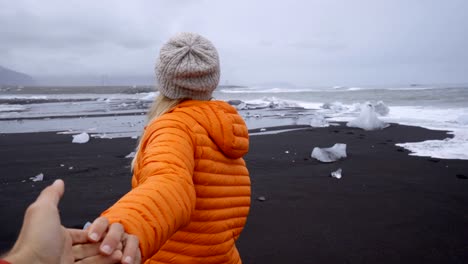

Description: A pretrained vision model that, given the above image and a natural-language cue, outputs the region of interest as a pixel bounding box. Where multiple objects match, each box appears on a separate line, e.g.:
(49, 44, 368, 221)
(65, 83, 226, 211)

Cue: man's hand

(72, 239, 123, 264)
(0, 179, 140, 264)
(3, 180, 79, 264)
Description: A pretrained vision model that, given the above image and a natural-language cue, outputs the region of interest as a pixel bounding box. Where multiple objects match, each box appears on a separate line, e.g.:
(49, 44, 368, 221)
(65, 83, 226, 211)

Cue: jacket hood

(172, 100, 249, 159)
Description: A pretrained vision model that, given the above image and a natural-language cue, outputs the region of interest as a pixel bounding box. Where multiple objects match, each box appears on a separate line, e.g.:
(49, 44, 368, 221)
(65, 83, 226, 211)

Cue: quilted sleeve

(101, 116, 196, 261)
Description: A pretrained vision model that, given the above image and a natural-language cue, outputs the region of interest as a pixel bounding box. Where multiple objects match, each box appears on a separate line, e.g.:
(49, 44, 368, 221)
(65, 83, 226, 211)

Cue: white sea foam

(396, 128, 468, 160)
(220, 87, 313, 94)
(456, 115, 468, 125)
(327, 104, 468, 160)
(382, 106, 468, 160)
(0, 95, 48, 100)
(0, 104, 27, 112)
(386, 87, 438, 91)
(237, 97, 302, 110)
(347, 87, 364, 91)
(243, 97, 322, 110)
(139, 92, 158, 101)
(0, 93, 159, 103)
(249, 127, 310, 136)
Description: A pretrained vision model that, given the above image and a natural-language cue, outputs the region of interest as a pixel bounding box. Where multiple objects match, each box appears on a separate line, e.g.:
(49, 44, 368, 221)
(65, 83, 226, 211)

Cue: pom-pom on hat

(155, 32, 220, 100)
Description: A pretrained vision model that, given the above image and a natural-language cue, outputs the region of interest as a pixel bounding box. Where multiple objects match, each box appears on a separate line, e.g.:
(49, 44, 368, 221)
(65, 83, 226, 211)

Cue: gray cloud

(0, 0, 467, 86)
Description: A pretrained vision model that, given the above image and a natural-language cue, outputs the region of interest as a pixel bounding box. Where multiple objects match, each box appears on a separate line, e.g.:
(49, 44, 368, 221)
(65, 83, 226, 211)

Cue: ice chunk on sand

(72, 132, 90, 144)
(311, 144, 347, 162)
(310, 115, 329, 127)
(330, 168, 342, 179)
(227, 100, 247, 110)
(374, 101, 390, 116)
(321, 102, 346, 112)
(30, 173, 44, 182)
(125, 152, 136, 158)
(347, 103, 389, 131)
(263, 97, 301, 109)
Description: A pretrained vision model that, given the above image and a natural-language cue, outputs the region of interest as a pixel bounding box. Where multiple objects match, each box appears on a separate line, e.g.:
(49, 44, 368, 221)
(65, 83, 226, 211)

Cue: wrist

(3, 254, 18, 263)
(3, 250, 38, 264)
(4, 253, 25, 264)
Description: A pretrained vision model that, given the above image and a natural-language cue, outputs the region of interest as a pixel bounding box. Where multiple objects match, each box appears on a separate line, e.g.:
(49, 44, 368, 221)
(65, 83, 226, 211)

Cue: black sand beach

(0, 124, 467, 263)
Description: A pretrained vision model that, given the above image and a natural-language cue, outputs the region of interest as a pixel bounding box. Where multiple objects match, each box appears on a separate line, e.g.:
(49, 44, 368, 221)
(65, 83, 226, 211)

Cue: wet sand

(0, 124, 467, 263)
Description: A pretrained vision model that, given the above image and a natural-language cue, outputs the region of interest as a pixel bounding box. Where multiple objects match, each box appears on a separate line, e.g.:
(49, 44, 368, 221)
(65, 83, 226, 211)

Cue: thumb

(67, 229, 90, 245)
(36, 179, 65, 206)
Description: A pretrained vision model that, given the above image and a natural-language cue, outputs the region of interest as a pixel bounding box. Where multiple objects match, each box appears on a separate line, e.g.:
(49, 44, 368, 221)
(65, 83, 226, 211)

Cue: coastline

(0, 124, 467, 263)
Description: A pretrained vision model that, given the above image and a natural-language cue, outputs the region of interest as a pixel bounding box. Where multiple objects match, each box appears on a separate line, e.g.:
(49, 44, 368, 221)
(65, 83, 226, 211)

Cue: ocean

(1, 84, 467, 160)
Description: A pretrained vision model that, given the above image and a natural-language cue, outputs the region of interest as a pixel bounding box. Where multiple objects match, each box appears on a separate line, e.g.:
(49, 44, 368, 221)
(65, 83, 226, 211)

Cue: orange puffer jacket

(101, 100, 251, 264)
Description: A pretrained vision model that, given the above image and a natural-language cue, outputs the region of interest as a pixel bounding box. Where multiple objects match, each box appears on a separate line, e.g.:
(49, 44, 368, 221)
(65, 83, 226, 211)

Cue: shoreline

(0, 124, 467, 263)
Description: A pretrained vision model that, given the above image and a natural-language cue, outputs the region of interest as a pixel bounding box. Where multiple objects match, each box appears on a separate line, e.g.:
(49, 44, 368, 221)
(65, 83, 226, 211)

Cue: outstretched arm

(2, 180, 102, 264)
(88, 117, 197, 262)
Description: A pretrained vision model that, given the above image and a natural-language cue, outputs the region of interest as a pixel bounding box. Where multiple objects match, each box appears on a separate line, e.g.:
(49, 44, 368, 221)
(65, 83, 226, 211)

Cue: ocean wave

(396, 128, 468, 160)
(386, 87, 438, 91)
(139, 92, 158, 101)
(0, 104, 27, 112)
(232, 97, 324, 110)
(220, 87, 314, 94)
(1, 88, 468, 160)
(0, 95, 48, 100)
(347, 87, 364, 91)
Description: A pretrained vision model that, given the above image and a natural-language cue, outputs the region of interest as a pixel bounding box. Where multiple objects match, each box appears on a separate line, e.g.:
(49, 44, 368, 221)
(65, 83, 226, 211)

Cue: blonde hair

(131, 94, 183, 170)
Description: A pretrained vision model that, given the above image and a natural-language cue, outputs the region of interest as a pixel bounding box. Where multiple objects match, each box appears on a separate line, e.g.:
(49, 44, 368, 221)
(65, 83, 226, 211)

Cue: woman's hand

(85, 216, 141, 264)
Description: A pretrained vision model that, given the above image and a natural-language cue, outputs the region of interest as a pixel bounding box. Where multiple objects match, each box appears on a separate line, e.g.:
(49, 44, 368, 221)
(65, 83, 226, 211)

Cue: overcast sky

(1, 0, 467, 86)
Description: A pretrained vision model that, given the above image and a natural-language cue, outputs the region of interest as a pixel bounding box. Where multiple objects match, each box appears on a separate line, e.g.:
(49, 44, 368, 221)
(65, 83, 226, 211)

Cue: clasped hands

(72, 217, 141, 264)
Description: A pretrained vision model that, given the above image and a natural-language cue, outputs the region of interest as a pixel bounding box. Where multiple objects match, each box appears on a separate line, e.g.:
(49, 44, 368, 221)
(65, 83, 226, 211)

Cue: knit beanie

(155, 32, 220, 100)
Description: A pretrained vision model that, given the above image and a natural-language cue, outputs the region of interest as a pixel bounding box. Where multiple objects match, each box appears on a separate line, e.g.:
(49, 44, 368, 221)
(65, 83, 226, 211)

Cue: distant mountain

(0, 66, 35, 86)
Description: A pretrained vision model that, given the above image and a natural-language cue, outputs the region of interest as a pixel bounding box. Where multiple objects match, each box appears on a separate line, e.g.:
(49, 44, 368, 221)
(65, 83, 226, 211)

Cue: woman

(77, 32, 251, 264)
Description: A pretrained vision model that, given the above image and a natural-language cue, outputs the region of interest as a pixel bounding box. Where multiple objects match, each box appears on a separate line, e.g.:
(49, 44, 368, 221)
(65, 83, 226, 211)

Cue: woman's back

(104, 100, 250, 264)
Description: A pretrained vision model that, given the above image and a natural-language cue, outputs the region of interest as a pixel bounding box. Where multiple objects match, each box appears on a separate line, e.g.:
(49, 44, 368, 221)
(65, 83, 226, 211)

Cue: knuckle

(112, 250, 123, 261)
(93, 216, 105, 225)
(117, 242, 123, 250)
(129, 234, 139, 243)
(25, 202, 40, 215)
(111, 222, 124, 232)
(73, 244, 84, 250)
(101, 217, 110, 224)
(96, 217, 108, 226)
